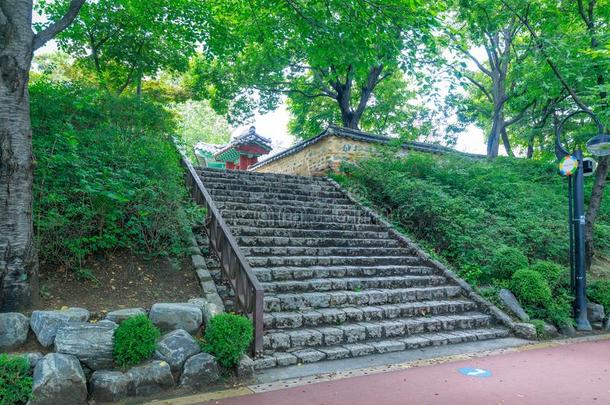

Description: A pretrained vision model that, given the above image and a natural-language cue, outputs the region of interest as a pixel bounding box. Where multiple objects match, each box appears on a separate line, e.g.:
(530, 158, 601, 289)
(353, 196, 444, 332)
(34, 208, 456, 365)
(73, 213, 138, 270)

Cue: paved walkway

(200, 339, 610, 405)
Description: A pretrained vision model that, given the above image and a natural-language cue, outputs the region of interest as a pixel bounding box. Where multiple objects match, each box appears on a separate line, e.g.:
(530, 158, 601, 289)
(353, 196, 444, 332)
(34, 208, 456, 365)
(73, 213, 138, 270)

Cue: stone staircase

(197, 168, 512, 369)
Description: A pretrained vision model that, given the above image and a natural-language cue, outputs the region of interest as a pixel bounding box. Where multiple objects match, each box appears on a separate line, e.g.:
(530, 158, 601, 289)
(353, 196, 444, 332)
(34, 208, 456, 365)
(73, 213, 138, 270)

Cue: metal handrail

(180, 155, 264, 356)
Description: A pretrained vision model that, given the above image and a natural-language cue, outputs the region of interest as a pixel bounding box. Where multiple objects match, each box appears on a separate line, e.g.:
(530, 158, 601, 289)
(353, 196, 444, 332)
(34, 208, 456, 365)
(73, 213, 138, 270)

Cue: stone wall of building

(252, 135, 379, 176)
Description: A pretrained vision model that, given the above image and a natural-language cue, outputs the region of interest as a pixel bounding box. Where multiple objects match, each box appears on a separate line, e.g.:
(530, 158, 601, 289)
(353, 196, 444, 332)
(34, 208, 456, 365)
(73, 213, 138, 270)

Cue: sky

(33, 10, 488, 157)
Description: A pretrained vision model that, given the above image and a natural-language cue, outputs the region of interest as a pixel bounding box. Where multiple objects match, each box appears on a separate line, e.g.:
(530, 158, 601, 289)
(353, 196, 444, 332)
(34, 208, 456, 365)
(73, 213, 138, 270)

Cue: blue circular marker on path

(458, 367, 492, 378)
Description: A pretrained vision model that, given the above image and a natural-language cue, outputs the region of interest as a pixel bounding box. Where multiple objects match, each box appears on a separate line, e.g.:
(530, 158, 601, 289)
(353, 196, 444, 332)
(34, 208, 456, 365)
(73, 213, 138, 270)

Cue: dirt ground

(34, 250, 201, 315)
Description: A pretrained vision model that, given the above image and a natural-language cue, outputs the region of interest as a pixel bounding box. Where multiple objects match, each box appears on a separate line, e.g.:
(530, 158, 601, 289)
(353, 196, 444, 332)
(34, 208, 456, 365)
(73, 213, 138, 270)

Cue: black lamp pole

(555, 110, 605, 331)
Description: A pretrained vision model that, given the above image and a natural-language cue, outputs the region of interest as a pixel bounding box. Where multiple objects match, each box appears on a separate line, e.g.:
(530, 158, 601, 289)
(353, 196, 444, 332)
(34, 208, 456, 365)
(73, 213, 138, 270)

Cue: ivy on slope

(335, 151, 610, 280)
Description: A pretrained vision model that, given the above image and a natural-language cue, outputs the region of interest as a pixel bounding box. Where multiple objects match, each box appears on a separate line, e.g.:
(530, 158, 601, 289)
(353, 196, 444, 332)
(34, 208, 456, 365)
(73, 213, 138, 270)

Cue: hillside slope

(334, 150, 610, 326)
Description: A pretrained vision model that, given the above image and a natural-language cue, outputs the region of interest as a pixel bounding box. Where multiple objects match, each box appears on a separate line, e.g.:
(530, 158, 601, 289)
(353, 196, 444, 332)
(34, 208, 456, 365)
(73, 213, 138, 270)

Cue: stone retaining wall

(0, 230, 240, 403)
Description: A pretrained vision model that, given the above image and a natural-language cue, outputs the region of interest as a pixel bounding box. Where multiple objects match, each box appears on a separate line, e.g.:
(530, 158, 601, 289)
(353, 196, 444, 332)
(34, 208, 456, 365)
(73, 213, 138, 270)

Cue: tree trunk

(487, 107, 503, 158)
(0, 1, 38, 311)
(501, 127, 514, 157)
(585, 155, 609, 270)
(526, 135, 534, 158)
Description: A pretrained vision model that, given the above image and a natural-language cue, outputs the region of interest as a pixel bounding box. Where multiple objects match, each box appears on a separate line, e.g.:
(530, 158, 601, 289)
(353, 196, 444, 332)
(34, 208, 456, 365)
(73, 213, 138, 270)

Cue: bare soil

(34, 250, 201, 315)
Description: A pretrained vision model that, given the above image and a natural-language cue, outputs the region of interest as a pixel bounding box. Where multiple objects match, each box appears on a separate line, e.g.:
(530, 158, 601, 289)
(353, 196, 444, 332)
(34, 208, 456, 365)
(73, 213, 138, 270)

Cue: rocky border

(325, 178, 537, 340)
(0, 229, 257, 403)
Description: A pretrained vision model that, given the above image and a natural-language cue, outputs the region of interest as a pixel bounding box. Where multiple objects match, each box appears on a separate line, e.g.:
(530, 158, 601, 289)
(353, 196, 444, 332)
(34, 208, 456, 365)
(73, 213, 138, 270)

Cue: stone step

(260, 275, 448, 294)
(254, 328, 511, 369)
(243, 246, 411, 258)
(263, 285, 463, 312)
(202, 179, 338, 194)
(205, 184, 346, 200)
(253, 265, 435, 282)
(237, 235, 400, 248)
(218, 202, 362, 215)
(198, 168, 330, 185)
(207, 189, 352, 205)
(226, 219, 380, 231)
(233, 227, 390, 239)
(221, 210, 369, 223)
(263, 299, 479, 329)
(211, 195, 357, 208)
(248, 255, 421, 268)
(262, 312, 493, 351)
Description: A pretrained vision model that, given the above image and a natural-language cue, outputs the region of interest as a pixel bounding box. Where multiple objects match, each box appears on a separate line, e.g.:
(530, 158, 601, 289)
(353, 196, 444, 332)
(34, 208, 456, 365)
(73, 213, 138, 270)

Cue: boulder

(514, 322, 537, 340)
(0, 312, 29, 350)
(179, 353, 220, 388)
(587, 302, 605, 323)
(105, 307, 146, 324)
(30, 353, 87, 405)
(149, 303, 202, 333)
(603, 315, 610, 331)
(89, 370, 133, 402)
(236, 355, 254, 378)
(30, 308, 90, 347)
(188, 298, 223, 325)
(543, 322, 559, 337)
(154, 329, 201, 372)
(559, 322, 576, 337)
(498, 289, 530, 321)
(127, 360, 174, 397)
(54, 322, 117, 370)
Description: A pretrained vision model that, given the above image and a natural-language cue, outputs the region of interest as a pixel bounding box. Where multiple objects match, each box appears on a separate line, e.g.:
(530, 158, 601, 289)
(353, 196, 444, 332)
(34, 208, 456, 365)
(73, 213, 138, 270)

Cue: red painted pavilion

(213, 126, 273, 170)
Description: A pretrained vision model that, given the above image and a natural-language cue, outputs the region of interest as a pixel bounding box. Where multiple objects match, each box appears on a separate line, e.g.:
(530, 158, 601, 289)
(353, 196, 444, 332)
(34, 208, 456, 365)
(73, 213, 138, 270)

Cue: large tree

(443, 0, 534, 158)
(502, 0, 609, 269)
(40, 0, 208, 95)
(1, 0, 85, 311)
(189, 0, 439, 130)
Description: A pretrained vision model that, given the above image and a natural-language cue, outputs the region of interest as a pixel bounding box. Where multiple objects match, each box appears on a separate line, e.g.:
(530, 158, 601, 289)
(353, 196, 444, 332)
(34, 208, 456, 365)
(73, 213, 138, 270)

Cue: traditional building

(250, 125, 484, 176)
(213, 126, 273, 170)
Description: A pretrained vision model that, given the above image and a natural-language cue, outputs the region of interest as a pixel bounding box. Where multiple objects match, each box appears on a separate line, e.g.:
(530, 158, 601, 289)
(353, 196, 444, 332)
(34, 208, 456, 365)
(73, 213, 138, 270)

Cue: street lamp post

(555, 110, 609, 331)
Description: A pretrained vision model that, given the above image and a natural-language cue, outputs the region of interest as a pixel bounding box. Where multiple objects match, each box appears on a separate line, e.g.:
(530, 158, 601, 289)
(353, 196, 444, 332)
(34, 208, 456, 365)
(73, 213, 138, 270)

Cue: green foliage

(588, 280, 610, 311)
(483, 246, 529, 283)
(189, 0, 440, 127)
(0, 355, 33, 405)
(339, 152, 610, 272)
(172, 100, 231, 148)
(113, 315, 160, 368)
(39, 0, 208, 94)
(31, 79, 193, 270)
(202, 313, 253, 368)
(530, 261, 565, 292)
(511, 269, 553, 310)
(338, 152, 610, 325)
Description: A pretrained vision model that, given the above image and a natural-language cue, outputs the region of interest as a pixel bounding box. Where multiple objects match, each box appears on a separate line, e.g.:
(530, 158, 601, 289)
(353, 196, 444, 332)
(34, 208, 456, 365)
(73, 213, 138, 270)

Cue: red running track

(205, 339, 610, 405)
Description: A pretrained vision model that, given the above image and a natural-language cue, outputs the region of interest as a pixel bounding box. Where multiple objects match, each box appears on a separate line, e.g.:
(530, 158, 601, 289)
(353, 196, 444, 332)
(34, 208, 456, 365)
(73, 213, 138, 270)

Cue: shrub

(588, 280, 610, 311)
(483, 246, 529, 283)
(530, 261, 565, 291)
(0, 354, 33, 405)
(113, 315, 160, 368)
(511, 269, 553, 311)
(202, 313, 253, 368)
(30, 79, 192, 271)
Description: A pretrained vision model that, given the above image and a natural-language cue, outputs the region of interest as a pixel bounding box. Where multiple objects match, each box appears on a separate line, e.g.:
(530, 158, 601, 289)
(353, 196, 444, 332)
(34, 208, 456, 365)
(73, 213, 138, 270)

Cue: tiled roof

(249, 125, 485, 170)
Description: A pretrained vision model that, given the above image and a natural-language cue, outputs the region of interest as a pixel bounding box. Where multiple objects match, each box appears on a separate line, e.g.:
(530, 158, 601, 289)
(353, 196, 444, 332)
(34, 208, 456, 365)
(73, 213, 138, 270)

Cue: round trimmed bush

(0, 354, 32, 405)
(511, 268, 553, 310)
(483, 246, 529, 282)
(113, 315, 160, 368)
(530, 260, 565, 291)
(203, 313, 253, 368)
